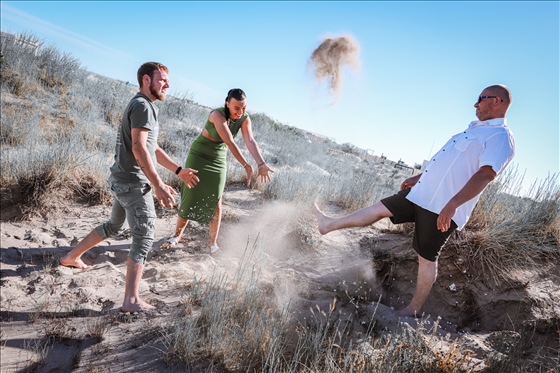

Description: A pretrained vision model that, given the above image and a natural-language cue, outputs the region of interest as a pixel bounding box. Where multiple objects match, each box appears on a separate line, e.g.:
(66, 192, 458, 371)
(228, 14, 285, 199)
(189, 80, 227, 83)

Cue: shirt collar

(468, 118, 507, 128)
(136, 92, 152, 101)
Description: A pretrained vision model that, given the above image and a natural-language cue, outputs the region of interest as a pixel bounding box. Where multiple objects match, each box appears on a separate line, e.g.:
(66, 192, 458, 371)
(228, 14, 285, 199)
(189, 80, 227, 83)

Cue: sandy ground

(1, 183, 559, 372)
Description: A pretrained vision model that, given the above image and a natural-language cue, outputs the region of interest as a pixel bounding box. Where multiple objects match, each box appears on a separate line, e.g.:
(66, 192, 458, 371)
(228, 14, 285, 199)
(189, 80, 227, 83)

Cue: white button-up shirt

(407, 118, 515, 230)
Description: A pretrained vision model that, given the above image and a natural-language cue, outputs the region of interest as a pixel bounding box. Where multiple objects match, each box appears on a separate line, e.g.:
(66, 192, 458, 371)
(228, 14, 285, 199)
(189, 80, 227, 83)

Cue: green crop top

(204, 107, 249, 143)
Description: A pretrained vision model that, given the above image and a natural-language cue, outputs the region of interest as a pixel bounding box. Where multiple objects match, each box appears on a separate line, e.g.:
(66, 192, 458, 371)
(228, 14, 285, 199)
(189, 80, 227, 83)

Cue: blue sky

(2, 1, 558, 195)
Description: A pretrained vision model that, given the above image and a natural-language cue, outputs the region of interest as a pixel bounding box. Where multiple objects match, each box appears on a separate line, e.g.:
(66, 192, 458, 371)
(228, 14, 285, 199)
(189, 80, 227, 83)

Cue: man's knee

(128, 246, 151, 264)
(96, 222, 126, 239)
(372, 201, 393, 219)
(128, 210, 156, 264)
(128, 236, 153, 264)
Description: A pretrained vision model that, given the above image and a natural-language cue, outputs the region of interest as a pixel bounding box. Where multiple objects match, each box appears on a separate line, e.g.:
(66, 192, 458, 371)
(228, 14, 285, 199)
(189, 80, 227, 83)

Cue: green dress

(178, 107, 248, 223)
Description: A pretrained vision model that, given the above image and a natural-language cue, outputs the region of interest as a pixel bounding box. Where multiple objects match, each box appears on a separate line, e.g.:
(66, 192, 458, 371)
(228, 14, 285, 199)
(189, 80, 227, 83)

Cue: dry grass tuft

(449, 168, 559, 285)
(86, 316, 112, 342)
(158, 240, 482, 372)
(160, 240, 291, 371)
(68, 174, 113, 206)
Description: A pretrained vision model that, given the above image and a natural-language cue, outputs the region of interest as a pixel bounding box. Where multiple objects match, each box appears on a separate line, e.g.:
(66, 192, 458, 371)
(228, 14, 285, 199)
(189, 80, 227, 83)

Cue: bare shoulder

(209, 109, 226, 125)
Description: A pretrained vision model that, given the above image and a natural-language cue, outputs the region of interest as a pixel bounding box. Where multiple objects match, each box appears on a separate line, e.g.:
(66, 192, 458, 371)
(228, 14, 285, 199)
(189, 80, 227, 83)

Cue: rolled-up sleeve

(480, 131, 515, 175)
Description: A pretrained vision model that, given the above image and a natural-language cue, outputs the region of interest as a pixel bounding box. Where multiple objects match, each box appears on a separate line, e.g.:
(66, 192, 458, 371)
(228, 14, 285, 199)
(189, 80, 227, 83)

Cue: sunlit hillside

(1, 31, 559, 373)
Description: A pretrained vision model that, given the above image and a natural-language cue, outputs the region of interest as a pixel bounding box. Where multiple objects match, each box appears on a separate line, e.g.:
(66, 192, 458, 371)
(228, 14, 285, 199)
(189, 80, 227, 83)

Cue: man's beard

(149, 82, 166, 101)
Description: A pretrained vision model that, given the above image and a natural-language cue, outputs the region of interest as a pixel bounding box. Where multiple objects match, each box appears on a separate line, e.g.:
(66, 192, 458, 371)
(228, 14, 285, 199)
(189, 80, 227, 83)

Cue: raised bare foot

(121, 298, 156, 313)
(312, 202, 332, 235)
(59, 255, 88, 269)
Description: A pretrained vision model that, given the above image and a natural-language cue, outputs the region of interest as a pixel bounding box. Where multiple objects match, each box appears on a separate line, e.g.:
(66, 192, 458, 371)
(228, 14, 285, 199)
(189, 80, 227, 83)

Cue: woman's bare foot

(59, 255, 88, 269)
(121, 298, 156, 313)
(160, 237, 180, 249)
(313, 203, 333, 235)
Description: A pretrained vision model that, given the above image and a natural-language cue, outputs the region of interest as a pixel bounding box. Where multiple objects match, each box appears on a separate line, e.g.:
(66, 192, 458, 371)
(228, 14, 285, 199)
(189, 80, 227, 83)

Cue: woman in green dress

(166, 88, 274, 253)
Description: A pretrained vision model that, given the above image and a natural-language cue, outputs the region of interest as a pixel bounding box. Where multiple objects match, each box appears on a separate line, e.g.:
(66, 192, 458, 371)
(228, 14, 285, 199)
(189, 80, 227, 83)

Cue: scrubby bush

(449, 166, 560, 284)
(1, 32, 80, 96)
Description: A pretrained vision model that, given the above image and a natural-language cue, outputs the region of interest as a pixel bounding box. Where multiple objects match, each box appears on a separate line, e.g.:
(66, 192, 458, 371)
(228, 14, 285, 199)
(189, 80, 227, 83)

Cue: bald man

(314, 84, 515, 317)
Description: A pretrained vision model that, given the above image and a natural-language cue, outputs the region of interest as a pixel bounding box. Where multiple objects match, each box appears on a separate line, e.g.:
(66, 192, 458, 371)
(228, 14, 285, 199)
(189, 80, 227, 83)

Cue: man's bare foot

(313, 203, 333, 235)
(59, 255, 88, 269)
(121, 298, 156, 313)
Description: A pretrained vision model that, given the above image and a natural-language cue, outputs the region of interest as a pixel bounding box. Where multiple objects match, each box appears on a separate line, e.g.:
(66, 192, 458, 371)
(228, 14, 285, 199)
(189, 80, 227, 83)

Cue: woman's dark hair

(224, 88, 246, 120)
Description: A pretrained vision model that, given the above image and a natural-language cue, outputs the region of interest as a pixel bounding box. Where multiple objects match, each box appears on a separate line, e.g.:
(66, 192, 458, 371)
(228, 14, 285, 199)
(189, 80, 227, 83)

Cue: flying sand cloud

(307, 34, 361, 104)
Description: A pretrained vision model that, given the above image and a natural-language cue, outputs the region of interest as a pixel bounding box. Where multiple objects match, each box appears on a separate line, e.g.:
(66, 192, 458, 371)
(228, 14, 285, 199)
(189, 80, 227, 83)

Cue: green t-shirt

(110, 93, 159, 183)
(203, 107, 249, 142)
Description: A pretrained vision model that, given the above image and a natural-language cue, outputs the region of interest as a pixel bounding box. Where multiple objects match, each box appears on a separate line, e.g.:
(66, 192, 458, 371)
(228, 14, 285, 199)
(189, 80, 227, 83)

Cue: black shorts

(380, 189, 457, 262)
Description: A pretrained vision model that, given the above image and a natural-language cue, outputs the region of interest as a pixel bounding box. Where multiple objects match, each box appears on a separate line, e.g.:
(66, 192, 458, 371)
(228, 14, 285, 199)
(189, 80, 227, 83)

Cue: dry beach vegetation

(1, 32, 559, 372)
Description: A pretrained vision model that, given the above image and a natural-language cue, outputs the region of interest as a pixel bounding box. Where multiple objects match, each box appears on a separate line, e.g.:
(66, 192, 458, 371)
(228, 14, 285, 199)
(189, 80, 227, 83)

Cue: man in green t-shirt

(60, 62, 199, 312)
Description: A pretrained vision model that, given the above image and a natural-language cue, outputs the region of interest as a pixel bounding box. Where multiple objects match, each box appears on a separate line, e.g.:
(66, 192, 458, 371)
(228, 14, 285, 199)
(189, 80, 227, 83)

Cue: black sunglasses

(477, 95, 504, 104)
